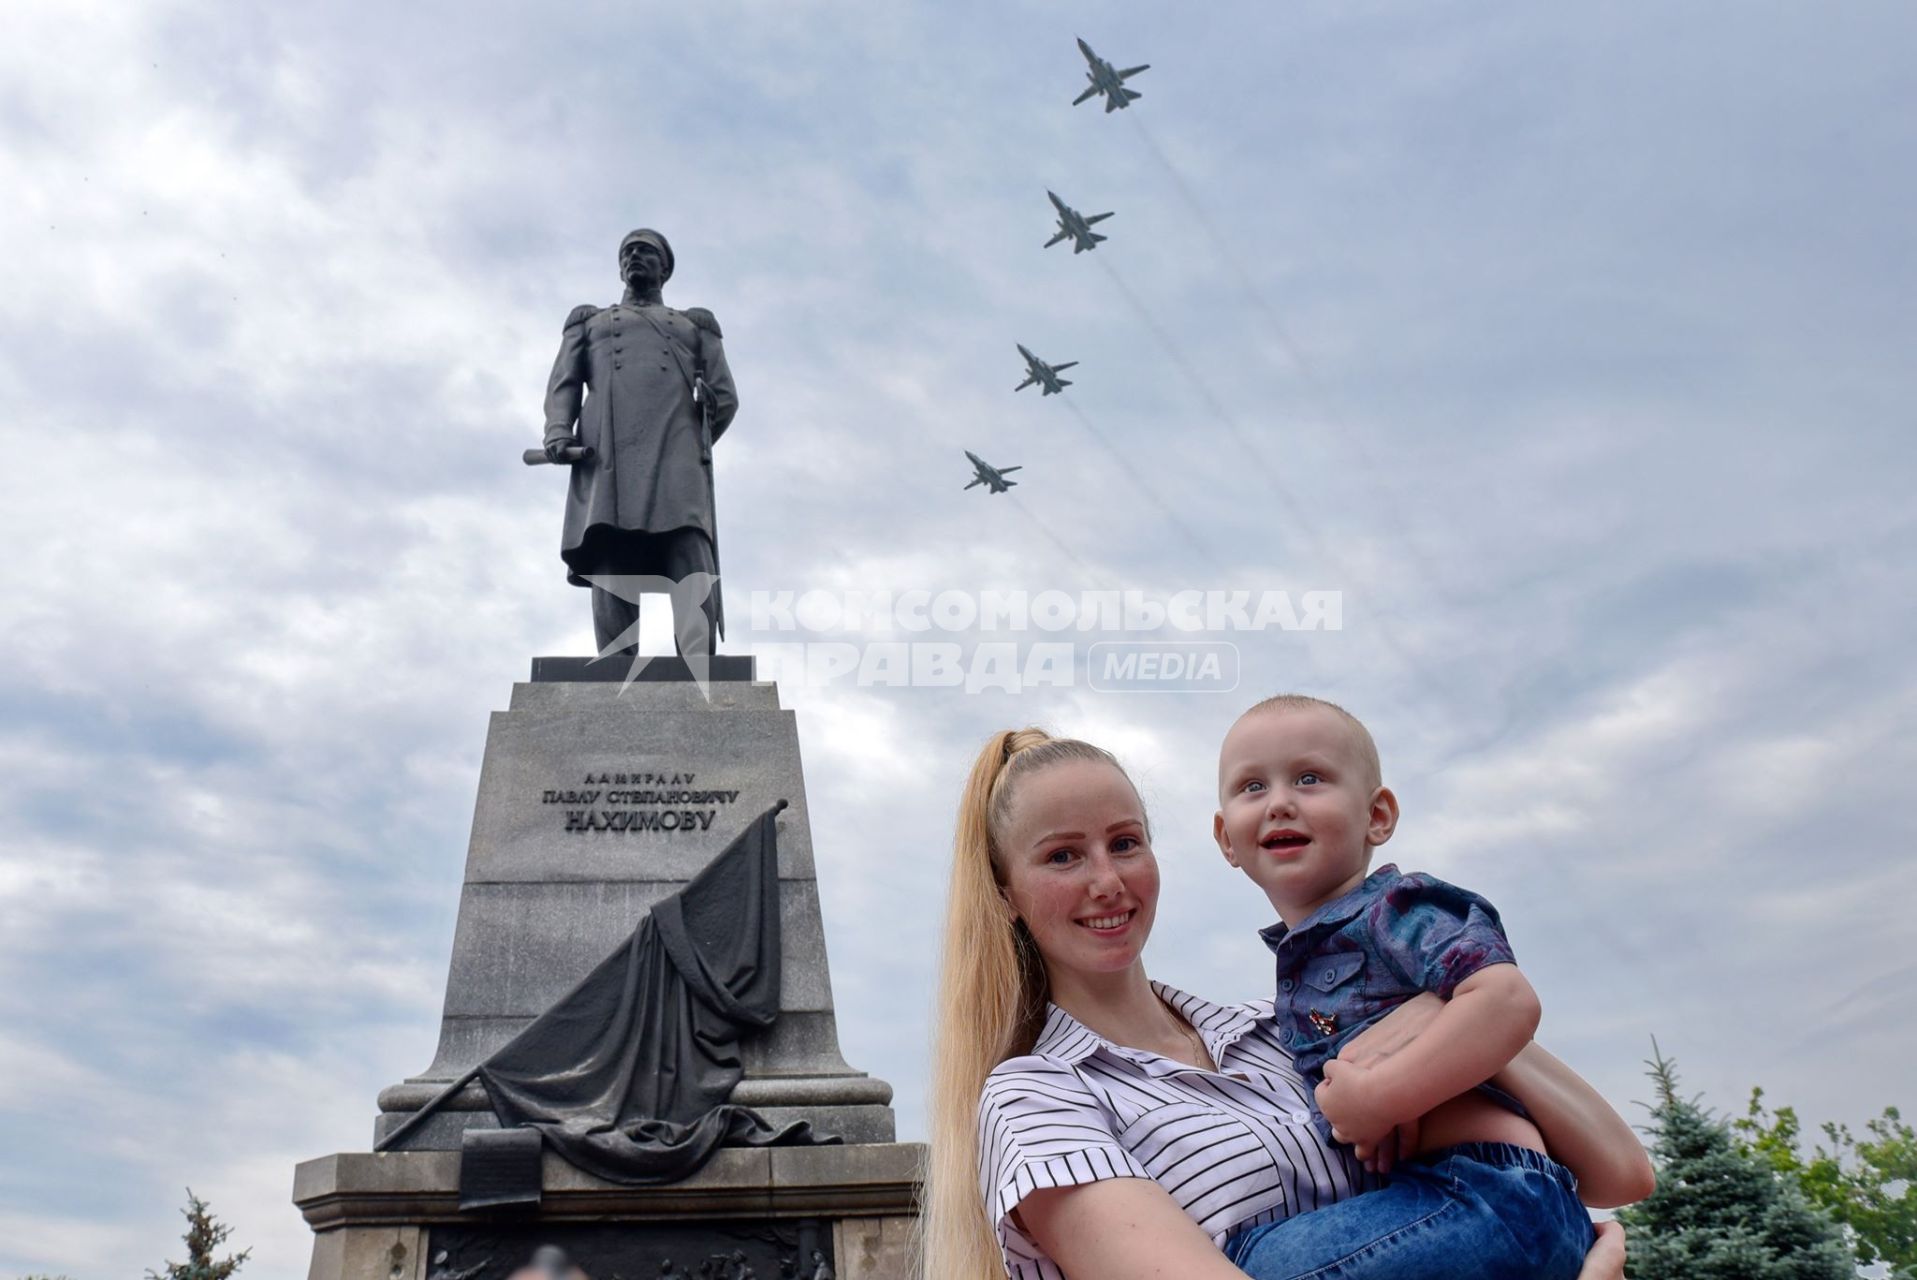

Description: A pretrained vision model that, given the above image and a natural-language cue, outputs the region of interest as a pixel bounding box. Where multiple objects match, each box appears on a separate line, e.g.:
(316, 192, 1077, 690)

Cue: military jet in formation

(1044, 190, 1114, 253)
(1072, 38, 1149, 112)
(963, 451, 1022, 494)
(1014, 344, 1078, 395)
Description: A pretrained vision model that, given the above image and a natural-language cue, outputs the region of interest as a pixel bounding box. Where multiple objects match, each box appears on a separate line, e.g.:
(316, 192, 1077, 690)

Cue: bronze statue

(540, 229, 739, 658)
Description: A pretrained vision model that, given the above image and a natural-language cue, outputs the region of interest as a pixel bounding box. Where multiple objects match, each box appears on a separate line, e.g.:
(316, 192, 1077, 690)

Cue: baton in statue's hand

(523, 444, 596, 466)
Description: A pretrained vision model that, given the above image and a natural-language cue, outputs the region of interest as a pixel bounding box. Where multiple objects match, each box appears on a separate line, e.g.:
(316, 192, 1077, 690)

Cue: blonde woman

(925, 729, 1649, 1279)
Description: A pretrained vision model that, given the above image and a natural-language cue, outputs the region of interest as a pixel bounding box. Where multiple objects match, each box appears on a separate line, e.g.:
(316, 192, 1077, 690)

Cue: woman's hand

(1578, 1220, 1627, 1280)
(1347, 1111, 1421, 1176)
(1334, 992, 1444, 1069)
(1317, 1056, 1399, 1149)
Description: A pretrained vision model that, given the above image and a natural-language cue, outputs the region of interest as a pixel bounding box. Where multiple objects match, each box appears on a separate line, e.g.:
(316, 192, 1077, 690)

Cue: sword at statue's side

(693, 367, 724, 587)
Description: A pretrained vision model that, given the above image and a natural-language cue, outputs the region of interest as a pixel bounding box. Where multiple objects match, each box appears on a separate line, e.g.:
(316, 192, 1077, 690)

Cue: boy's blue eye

(1297, 771, 1323, 785)
(1241, 779, 1265, 794)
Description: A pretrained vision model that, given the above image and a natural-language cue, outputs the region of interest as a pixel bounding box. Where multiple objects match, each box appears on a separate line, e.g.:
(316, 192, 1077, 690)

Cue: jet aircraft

(1015, 344, 1078, 395)
(1044, 190, 1114, 253)
(964, 451, 1022, 494)
(1072, 38, 1149, 112)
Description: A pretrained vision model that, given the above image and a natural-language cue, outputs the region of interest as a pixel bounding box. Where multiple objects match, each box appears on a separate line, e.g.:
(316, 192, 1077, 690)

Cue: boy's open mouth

(1260, 832, 1310, 852)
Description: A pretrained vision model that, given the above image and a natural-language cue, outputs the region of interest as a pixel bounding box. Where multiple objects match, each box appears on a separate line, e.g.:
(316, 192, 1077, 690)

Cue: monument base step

(294, 1143, 922, 1280)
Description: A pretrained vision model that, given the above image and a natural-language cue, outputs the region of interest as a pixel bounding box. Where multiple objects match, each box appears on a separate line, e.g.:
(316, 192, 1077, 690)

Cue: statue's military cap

(617, 228, 674, 281)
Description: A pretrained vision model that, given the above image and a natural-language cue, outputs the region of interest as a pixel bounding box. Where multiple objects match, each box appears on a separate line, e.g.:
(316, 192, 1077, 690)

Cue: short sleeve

(1374, 874, 1516, 999)
(978, 1058, 1154, 1258)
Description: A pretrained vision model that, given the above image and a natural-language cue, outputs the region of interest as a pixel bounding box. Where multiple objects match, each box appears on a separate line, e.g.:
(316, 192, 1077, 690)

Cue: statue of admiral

(542, 229, 738, 656)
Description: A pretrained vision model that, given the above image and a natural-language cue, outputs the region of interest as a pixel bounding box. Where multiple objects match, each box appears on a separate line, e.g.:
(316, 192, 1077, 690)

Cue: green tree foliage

(1617, 1043, 1853, 1279)
(145, 1189, 249, 1280)
(1736, 1088, 1917, 1280)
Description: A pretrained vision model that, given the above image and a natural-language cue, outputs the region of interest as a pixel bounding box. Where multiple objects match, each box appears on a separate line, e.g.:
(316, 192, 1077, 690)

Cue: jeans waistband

(1426, 1141, 1573, 1181)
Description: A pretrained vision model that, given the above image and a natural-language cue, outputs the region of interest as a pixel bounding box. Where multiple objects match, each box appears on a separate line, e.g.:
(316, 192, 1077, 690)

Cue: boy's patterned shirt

(1258, 864, 1517, 1101)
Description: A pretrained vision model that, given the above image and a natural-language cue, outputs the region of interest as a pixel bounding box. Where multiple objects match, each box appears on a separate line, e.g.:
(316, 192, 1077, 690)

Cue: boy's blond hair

(1231, 693, 1383, 791)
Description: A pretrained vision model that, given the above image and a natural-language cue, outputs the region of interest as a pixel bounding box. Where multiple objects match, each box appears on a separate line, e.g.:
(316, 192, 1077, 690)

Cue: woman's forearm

(1494, 1042, 1655, 1208)
(1019, 1178, 1252, 1280)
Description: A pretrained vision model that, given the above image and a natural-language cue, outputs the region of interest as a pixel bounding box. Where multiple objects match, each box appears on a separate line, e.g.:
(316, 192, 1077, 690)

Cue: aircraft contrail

(1059, 397, 1223, 570)
(1094, 252, 1446, 697)
(1125, 111, 1459, 597)
(1004, 490, 1122, 592)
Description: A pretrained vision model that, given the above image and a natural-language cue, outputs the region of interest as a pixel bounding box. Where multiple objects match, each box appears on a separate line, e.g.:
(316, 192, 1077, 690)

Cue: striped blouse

(977, 982, 1373, 1279)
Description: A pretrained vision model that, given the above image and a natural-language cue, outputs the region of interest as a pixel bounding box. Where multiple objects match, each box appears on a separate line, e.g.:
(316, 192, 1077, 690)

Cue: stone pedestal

(294, 1144, 922, 1280)
(295, 659, 920, 1279)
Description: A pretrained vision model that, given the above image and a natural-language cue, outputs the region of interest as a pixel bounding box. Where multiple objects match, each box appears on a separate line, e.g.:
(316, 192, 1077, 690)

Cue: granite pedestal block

(375, 659, 894, 1147)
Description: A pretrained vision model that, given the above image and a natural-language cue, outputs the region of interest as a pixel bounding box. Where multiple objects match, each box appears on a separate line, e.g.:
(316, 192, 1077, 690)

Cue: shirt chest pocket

(1302, 951, 1367, 996)
(1118, 1103, 1285, 1226)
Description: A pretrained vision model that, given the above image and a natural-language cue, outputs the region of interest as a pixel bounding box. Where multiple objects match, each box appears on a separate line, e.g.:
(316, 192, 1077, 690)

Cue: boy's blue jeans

(1223, 1143, 1594, 1280)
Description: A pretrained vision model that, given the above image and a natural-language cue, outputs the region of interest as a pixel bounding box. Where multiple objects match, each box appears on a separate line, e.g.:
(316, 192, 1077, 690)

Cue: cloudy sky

(2, 0, 1914, 1274)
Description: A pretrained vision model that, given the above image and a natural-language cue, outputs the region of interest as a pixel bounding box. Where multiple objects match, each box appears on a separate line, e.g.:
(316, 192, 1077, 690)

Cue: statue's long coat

(543, 299, 738, 590)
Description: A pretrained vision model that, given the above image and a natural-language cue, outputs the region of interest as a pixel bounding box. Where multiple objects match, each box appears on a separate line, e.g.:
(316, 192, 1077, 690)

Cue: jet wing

(1119, 64, 1149, 78)
(1085, 211, 1114, 225)
(1044, 228, 1069, 248)
(1073, 84, 1099, 106)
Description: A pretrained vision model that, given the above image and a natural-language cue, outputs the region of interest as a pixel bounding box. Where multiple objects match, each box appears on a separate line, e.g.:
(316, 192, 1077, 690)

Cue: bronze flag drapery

(383, 801, 836, 1203)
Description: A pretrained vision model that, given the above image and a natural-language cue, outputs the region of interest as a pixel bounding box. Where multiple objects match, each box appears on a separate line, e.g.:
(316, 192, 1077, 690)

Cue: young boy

(1211, 693, 1594, 1280)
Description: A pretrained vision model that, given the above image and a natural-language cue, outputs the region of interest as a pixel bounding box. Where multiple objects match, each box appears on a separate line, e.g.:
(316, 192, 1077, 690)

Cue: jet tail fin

(1123, 88, 1142, 101)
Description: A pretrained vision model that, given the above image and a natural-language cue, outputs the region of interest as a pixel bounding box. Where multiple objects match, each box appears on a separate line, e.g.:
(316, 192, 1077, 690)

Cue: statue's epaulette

(682, 306, 723, 339)
(564, 303, 599, 328)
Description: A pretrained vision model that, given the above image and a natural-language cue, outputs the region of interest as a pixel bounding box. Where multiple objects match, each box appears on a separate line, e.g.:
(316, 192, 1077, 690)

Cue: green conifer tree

(145, 1189, 249, 1280)
(1618, 1044, 1853, 1279)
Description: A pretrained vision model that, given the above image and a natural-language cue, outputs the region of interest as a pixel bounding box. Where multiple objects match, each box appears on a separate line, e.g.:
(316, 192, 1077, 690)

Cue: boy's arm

(1316, 963, 1541, 1146)
(1493, 1041, 1656, 1207)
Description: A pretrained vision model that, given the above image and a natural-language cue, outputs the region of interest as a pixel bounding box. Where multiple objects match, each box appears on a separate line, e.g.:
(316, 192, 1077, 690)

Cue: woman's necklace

(1162, 1000, 1213, 1070)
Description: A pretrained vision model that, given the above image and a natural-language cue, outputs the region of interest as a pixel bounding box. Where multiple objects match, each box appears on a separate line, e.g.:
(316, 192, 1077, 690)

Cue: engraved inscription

(541, 768, 744, 835)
